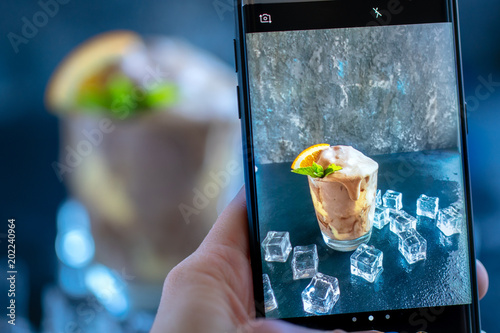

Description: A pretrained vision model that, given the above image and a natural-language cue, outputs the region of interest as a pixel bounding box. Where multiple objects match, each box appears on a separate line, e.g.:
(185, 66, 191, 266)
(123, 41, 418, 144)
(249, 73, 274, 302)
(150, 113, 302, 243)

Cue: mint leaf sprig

(292, 162, 342, 178)
(77, 73, 179, 119)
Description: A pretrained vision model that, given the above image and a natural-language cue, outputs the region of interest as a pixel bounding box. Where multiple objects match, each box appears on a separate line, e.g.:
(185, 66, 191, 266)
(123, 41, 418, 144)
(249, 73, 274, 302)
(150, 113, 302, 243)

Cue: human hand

(151, 188, 489, 333)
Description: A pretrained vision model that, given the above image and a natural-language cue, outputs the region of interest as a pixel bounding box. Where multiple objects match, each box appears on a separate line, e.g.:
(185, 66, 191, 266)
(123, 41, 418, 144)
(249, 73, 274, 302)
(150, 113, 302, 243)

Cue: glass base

(321, 230, 372, 252)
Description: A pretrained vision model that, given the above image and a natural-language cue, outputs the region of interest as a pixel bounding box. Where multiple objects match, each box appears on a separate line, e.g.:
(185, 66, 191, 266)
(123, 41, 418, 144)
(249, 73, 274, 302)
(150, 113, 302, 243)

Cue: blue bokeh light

(55, 229, 95, 268)
(84, 264, 130, 319)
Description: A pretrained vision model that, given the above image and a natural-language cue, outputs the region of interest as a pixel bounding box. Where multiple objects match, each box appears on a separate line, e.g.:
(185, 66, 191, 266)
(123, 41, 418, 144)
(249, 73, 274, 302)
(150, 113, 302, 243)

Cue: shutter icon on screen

(259, 14, 272, 23)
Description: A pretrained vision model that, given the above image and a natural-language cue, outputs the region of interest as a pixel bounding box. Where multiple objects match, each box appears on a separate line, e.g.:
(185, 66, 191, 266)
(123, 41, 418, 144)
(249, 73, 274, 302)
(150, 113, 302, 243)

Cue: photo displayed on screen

(247, 23, 472, 319)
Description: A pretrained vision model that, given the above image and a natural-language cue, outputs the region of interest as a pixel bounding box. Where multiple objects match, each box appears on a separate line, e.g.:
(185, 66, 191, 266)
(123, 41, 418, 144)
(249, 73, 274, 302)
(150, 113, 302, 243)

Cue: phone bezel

(234, 0, 481, 330)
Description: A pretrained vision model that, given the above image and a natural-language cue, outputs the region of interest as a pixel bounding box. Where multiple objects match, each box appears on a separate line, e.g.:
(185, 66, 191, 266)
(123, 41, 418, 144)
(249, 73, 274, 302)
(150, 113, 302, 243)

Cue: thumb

(246, 319, 383, 333)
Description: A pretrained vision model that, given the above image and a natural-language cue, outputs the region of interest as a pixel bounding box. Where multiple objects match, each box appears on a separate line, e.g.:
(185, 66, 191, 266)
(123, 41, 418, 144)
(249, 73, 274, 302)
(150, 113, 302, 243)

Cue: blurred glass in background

(0, 0, 498, 332)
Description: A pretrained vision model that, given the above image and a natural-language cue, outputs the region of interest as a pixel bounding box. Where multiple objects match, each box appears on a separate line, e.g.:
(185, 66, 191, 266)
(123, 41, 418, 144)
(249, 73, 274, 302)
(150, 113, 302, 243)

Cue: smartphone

(234, 0, 481, 331)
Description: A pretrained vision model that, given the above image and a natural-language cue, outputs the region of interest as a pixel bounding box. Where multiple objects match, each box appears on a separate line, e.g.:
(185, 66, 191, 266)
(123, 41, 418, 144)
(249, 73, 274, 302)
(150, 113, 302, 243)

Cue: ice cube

(376, 189, 382, 206)
(263, 274, 278, 312)
(389, 210, 417, 234)
(373, 206, 389, 229)
(439, 232, 456, 248)
(292, 245, 318, 280)
(437, 206, 461, 236)
(301, 273, 340, 314)
(350, 244, 383, 283)
(262, 231, 292, 262)
(398, 229, 427, 264)
(416, 194, 439, 219)
(383, 190, 403, 211)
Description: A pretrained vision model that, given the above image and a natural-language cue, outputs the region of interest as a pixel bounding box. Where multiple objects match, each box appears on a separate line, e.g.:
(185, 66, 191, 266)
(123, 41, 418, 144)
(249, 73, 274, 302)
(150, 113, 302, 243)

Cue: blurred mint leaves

(76, 73, 179, 119)
(292, 162, 342, 178)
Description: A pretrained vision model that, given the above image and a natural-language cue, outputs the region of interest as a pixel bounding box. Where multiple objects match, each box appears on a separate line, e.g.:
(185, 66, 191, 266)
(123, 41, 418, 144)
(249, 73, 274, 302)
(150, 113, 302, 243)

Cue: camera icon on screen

(259, 13, 272, 24)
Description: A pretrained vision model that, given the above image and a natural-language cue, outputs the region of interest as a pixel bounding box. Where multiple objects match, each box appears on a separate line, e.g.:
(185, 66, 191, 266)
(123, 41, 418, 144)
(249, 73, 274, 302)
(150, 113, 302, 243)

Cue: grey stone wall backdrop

(247, 23, 459, 164)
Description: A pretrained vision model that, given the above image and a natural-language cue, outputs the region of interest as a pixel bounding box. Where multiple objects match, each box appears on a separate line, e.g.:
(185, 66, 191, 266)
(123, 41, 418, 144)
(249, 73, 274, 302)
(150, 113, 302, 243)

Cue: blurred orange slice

(45, 30, 141, 113)
(291, 144, 330, 169)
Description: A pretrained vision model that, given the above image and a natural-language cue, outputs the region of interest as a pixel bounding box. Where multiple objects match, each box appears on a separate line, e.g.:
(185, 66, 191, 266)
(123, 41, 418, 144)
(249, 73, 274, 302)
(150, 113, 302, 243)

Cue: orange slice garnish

(45, 30, 141, 113)
(291, 144, 330, 169)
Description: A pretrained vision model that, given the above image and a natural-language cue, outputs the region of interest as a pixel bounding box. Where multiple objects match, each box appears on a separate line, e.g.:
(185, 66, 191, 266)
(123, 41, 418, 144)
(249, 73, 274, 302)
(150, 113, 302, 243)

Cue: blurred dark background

(0, 0, 498, 331)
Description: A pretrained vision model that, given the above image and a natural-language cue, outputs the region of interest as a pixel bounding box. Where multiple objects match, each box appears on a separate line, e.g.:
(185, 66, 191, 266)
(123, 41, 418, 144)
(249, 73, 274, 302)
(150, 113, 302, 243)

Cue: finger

(248, 320, 382, 333)
(476, 259, 489, 300)
(200, 186, 250, 257)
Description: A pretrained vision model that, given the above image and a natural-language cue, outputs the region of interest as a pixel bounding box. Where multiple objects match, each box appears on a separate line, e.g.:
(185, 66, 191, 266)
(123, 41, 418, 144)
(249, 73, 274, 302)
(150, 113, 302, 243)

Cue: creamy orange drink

(292, 145, 378, 251)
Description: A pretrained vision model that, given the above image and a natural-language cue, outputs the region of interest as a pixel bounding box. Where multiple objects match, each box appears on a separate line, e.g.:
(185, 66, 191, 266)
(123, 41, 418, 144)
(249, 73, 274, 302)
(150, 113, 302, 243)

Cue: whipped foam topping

(315, 146, 379, 201)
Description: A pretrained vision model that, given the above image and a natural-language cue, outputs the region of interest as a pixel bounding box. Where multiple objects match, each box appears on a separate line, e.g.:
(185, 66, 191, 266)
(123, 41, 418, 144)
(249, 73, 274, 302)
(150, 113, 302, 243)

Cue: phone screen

(238, 0, 479, 330)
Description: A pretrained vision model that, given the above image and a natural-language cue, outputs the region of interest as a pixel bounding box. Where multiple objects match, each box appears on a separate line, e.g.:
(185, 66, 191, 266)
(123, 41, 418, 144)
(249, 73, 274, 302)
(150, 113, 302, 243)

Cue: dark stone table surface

(256, 149, 471, 319)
